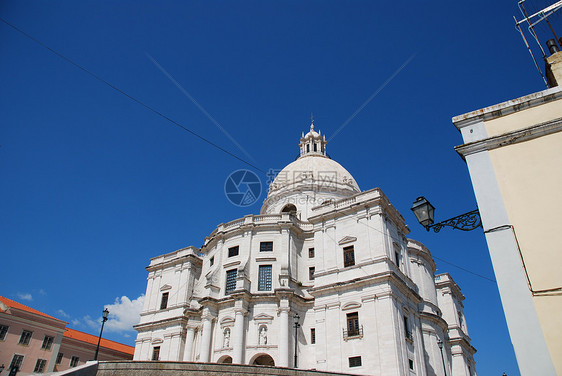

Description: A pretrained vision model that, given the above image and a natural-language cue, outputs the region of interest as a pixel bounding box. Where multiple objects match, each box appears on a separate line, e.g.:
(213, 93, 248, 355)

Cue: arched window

(281, 204, 297, 214)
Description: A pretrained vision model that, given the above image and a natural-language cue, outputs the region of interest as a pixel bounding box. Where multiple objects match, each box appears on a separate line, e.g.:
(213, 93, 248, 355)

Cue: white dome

(260, 122, 360, 219)
(267, 154, 360, 196)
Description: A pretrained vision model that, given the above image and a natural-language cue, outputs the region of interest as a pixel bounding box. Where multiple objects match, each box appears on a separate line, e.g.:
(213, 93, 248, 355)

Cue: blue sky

(1, 1, 555, 374)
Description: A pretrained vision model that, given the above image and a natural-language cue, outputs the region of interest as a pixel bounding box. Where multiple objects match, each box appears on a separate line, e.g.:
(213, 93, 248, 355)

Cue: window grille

(343, 246, 355, 267)
(226, 269, 237, 294)
(258, 265, 272, 291)
(260, 242, 273, 252)
(348, 356, 362, 367)
(56, 353, 64, 365)
(310, 328, 316, 344)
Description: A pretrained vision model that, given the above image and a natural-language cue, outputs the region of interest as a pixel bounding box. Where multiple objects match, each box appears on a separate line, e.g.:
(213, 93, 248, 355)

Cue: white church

(133, 123, 477, 376)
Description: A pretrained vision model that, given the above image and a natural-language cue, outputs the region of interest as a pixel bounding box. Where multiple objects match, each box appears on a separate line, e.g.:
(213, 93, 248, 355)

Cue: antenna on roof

(514, 0, 562, 87)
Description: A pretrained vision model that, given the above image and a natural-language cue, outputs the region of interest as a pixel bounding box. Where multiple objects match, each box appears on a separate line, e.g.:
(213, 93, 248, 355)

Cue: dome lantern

(299, 120, 327, 157)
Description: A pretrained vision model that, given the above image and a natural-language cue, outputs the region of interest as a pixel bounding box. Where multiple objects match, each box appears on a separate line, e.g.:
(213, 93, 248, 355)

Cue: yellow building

(452, 51, 562, 375)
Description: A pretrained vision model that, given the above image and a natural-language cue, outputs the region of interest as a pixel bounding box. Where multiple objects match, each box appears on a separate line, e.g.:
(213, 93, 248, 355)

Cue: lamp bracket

(426, 209, 481, 232)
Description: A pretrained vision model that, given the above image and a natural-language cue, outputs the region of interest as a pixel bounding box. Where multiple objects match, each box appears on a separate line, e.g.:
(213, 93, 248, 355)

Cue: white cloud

(17, 292, 33, 301)
(57, 309, 70, 318)
(69, 295, 144, 334)
(39, 289, 47, 296)
(104, 295, 144, 333)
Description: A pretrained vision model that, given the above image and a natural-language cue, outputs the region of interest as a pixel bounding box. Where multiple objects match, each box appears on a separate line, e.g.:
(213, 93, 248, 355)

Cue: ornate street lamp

(411, 196, 481, 232)
(437, 338, 447, 376)
(293, 313, 300, 368)
(94, 308, 109, 361)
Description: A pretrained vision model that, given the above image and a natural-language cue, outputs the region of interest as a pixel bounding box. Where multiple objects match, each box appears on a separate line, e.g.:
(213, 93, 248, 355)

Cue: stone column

(199, 315, 214, 362)
(183, 325, 197, 361)
(232, 308, 247, 364)
(278, 307, 290, 367)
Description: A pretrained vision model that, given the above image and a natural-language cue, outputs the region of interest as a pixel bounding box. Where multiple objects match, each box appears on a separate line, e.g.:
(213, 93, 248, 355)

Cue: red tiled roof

(0, 296, 134, 356)
(0, 296, 63, 322)
(64, 328, 135, 355)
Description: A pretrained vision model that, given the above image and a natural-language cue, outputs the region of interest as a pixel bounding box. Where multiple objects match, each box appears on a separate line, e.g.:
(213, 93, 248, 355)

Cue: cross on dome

(299, 119, 327, 157)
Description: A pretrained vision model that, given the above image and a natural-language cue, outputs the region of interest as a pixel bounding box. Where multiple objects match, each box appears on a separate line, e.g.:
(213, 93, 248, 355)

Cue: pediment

(160, 284, 172, 291)
(220, 316, 235, 327)
(342, 301, 361, 311)
(254, 313, 274, 322)
(338, 236, 357, 245)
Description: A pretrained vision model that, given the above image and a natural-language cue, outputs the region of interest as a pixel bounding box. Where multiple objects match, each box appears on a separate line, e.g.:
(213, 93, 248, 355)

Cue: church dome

(267, 154, 360, 196)
(261, 121, 360, 218)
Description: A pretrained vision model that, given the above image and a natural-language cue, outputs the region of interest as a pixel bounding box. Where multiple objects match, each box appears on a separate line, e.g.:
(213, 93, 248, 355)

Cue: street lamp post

(94, 308, 109, 361)
(411, 196, 481, 233)
(293, 313, 300, 368)
(437, 338, 447, 376)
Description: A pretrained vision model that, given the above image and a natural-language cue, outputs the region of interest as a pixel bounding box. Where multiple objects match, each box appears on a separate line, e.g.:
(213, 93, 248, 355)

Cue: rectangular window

(343, 246, 355, 267)
(346, 312, 360, 336)
(0, 324, 8, 340)
(70, 356, 80, 368)
(404, 316, 412, 340)
(309, 267, 315, 280)
(160, 292, 169, 310)
(225, 269, 237, 294)
(348, 356, 362, 368)
(19, 330, 32, 345)
(210, 256, 214, 266)
(309, 248, 315, 258)
(56, 353, 64, 365)
(34, 359, 47, 373)
(41, 335, 54, 350)
(258, 265, 272, 291)
(260, 241, 273, 252)
(393, 243, 401, 267)
(409, 359, 414, 370)
(10, 354, 24, 370)
(152, 346, 160, 361)
(228, 246, 239, 257)
(310, 328, 316, 344)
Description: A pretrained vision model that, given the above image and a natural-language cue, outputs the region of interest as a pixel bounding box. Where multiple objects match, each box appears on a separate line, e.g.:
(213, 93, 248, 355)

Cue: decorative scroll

(428, 210, 482, 233)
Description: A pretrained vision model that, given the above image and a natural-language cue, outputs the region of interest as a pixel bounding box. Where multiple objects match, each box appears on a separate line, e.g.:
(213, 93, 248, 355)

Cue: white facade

(134, 124, 477, 375)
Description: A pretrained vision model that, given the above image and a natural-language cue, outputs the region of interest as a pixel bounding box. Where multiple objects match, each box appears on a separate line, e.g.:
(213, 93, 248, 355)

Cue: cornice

(455, 116, 562, 159)
(452, 86, 562, 128)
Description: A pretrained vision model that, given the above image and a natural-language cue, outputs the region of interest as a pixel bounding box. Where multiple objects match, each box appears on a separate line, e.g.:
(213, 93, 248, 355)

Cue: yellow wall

(484, 99, 562, 137)
(485, 103, 562, 374)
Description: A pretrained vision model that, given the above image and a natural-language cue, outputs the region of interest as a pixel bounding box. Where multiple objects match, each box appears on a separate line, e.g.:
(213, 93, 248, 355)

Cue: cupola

(299, 121, 327, 157)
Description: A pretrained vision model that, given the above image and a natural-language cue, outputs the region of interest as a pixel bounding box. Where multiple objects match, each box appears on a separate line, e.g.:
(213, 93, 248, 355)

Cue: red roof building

(0, 296, 134, 375)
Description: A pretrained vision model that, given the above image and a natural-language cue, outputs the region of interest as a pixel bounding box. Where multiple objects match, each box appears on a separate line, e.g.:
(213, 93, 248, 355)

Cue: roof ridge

(0, 296, 63, 322)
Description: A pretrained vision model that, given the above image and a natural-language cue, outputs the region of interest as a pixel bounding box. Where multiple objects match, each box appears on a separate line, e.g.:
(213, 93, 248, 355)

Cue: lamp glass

(293, 313, 300, 324)
(411, 196, 435, 227)
(102, 308, 109, 319)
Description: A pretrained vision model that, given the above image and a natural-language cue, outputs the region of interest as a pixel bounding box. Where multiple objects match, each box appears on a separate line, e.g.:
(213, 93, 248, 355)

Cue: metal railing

(342, 325, 363, 340)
